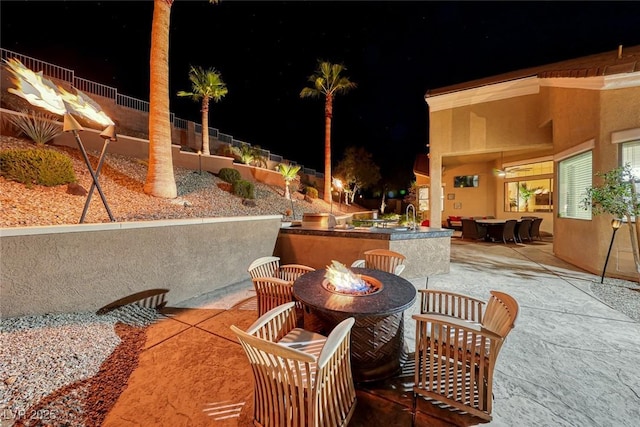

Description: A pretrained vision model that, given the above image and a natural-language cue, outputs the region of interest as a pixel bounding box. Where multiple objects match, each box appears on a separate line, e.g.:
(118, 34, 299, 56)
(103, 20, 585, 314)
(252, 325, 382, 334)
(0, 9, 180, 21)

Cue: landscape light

(601, 218, 623, 283)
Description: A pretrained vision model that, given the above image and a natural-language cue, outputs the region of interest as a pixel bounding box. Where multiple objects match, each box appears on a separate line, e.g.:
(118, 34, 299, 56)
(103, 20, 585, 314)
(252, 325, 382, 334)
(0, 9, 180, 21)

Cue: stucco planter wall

(0, 216, 282, 318)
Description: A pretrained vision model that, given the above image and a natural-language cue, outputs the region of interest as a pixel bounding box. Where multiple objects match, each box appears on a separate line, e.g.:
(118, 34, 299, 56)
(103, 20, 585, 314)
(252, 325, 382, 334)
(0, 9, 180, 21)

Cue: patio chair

(247, 256, 280, 279)
(516, 218, 533, 243)
(351, 248, 406, 275)
(251, 276, 299, 317)
(413, 291, 519, 422)
(500, 219, 518, 244)
(418, 289, 486, 322)
(231, 302, 357, 427)
(529, 217, 543, 240)
(279, 263, 316, 283)
(461, 218, 486, 240)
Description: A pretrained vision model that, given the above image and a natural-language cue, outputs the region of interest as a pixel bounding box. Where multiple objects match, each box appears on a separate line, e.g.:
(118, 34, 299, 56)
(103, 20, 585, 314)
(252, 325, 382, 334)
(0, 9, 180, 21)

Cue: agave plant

(6, 110, 62, 146)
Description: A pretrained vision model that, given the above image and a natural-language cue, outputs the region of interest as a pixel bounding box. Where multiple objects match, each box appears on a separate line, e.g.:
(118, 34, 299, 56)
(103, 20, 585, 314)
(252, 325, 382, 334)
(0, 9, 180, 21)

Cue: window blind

(558, 151, 592, 219)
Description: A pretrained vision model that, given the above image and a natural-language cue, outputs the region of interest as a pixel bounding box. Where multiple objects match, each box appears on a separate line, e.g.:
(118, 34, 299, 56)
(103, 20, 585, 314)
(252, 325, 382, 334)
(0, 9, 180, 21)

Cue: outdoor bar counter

(274, 222, 453, 280)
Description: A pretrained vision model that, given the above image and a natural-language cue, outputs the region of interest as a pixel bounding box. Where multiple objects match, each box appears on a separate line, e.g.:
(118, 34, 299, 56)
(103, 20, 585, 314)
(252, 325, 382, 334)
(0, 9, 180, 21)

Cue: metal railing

(116, 93, 149, 112)
(0, 47, 320, 177)
(218, 133, 233, 144)
(1, 48, 74, 83)
(194, 123, 219, 138)
(74, 76, 117, 99)
(173, 117, 188, 129)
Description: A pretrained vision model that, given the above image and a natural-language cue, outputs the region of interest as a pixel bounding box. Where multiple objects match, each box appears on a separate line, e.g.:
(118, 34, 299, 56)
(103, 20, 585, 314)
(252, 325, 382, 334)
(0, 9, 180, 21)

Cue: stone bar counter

(275, 219, 454, 280)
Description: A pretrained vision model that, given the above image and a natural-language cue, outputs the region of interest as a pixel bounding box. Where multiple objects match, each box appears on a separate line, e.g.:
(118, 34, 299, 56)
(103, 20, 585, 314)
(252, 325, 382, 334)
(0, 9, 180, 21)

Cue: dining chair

(413, 291, 519, 422)
(516, 218, 533, 243)
(231, 302, 357, 427)
(529, 217, 543, 240)
(247, 256, 280, 279)
(461, 218, 485, 240)
(501, 219, 518, 244)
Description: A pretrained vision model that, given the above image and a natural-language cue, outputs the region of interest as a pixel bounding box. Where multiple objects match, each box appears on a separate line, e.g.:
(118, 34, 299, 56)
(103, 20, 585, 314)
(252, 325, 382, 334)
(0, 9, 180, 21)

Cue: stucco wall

(274, 228, 453, 280)
(551, 86, 640, 281)
(0, 216, 282, 318)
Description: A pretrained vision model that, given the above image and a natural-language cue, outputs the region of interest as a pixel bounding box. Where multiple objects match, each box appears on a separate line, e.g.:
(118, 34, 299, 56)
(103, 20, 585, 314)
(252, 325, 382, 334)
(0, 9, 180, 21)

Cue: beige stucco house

(417, 45, 640, 281)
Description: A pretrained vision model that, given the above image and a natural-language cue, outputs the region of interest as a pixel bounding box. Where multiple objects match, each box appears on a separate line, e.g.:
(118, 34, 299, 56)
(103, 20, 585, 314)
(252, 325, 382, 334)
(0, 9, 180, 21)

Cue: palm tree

(300, 61, 356, 203)
(144, 0, 177, 199)
(177, 66, 228, 156)
(276, 163, 301, 200)
(145, 0, 218, 198)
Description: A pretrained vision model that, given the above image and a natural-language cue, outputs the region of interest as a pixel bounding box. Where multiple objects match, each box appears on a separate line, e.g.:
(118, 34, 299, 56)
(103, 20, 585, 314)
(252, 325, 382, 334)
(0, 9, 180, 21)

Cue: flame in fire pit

(323, 260, 382, 295)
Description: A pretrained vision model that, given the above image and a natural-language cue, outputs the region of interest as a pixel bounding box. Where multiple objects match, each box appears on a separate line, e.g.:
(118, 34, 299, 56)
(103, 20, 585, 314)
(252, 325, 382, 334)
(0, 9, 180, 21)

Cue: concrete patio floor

(102, 238, 640, 427)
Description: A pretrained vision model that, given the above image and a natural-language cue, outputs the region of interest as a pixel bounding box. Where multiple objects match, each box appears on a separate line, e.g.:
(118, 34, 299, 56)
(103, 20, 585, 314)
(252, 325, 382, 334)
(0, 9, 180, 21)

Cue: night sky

(2, 1, 640, 187)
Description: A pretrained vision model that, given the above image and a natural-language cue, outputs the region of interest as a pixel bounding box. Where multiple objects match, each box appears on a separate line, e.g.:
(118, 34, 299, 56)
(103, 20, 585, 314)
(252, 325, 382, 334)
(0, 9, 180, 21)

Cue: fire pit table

(293, 267, 416, 382)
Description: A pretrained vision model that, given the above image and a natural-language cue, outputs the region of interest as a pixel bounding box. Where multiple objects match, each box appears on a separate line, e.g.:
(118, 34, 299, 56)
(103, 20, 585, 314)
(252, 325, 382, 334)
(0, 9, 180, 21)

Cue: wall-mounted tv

(454, 175, 479, 188)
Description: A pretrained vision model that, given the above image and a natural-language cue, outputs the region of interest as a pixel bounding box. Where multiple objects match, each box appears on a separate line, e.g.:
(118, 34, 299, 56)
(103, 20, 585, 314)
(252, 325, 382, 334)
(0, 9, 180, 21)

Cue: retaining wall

(0, 216, 282, 318)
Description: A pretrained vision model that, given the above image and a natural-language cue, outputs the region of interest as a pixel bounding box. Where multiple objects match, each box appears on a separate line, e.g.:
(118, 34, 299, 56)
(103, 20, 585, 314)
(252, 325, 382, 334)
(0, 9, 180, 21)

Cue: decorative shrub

(0, 148, 76, 187)
(215, 144, 241, 162)
(219, 167, 241, 183)
(305, 186, 319, 199)
(233, 179, 255, 199)
(5, 110, 62, 146)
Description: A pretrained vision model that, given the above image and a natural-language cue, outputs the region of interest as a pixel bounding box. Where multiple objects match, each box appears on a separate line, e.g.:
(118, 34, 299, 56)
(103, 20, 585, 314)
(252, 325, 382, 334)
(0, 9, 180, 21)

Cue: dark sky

(2, 1, 640, 186)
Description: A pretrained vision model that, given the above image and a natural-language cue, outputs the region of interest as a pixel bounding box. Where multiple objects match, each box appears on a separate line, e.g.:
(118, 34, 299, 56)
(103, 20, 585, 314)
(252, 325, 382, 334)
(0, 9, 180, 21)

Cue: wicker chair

(496, 219, 518, 244)
(231, 302, 357, 427)
(461, 218, 486, 240)
(248, 256, 280, 279)
(351, 248, 406, 275)
(516, 218, 533, 243)
(529, 217, 543, 240)
(413, 291, 519, 422)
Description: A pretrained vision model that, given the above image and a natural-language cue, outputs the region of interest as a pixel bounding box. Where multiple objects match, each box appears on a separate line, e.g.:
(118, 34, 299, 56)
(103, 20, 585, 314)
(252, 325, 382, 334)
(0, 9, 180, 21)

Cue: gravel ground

(1, 135, 638, 426)
(1, 135, 333, 426)
(0, 135, 329, 228)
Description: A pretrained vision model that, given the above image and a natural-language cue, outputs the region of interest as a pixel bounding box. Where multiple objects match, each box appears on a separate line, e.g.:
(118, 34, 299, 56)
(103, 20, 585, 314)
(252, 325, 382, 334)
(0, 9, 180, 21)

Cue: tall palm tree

(300, 61, 356, 203)
(177, 66, 228, 156)
(144, 0, 177, 198)
(145, 0, 218, 198)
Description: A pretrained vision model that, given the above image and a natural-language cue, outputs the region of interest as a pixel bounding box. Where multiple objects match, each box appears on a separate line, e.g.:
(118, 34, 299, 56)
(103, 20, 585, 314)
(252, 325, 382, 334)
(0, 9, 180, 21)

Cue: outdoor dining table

(475, 218, 526, 242)
(293, 267, 417, 383)
(474, 218, 505, 241)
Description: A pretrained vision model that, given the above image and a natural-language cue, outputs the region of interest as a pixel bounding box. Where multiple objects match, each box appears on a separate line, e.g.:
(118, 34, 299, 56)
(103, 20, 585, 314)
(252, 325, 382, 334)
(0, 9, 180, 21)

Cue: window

(622, 140, 640, 177)
(502, 160, 553, 213)
(558, 151, 592, 219)
(504, 179, 553, 212)
(621, 140, 640, 206)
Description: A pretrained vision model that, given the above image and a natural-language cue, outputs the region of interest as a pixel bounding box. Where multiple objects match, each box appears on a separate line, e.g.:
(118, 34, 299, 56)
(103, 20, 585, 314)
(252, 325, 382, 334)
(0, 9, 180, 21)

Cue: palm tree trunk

(144, 0, 177, 199)
(285, 182, 291, 200)
(201, 96, 210, 155)
(323, 95, 333, 203)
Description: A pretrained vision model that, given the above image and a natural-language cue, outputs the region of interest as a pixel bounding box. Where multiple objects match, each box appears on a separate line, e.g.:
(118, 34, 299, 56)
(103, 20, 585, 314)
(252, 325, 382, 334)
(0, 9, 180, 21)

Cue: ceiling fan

(493, 165, 533, 177)
(493, 152, 533, 176)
